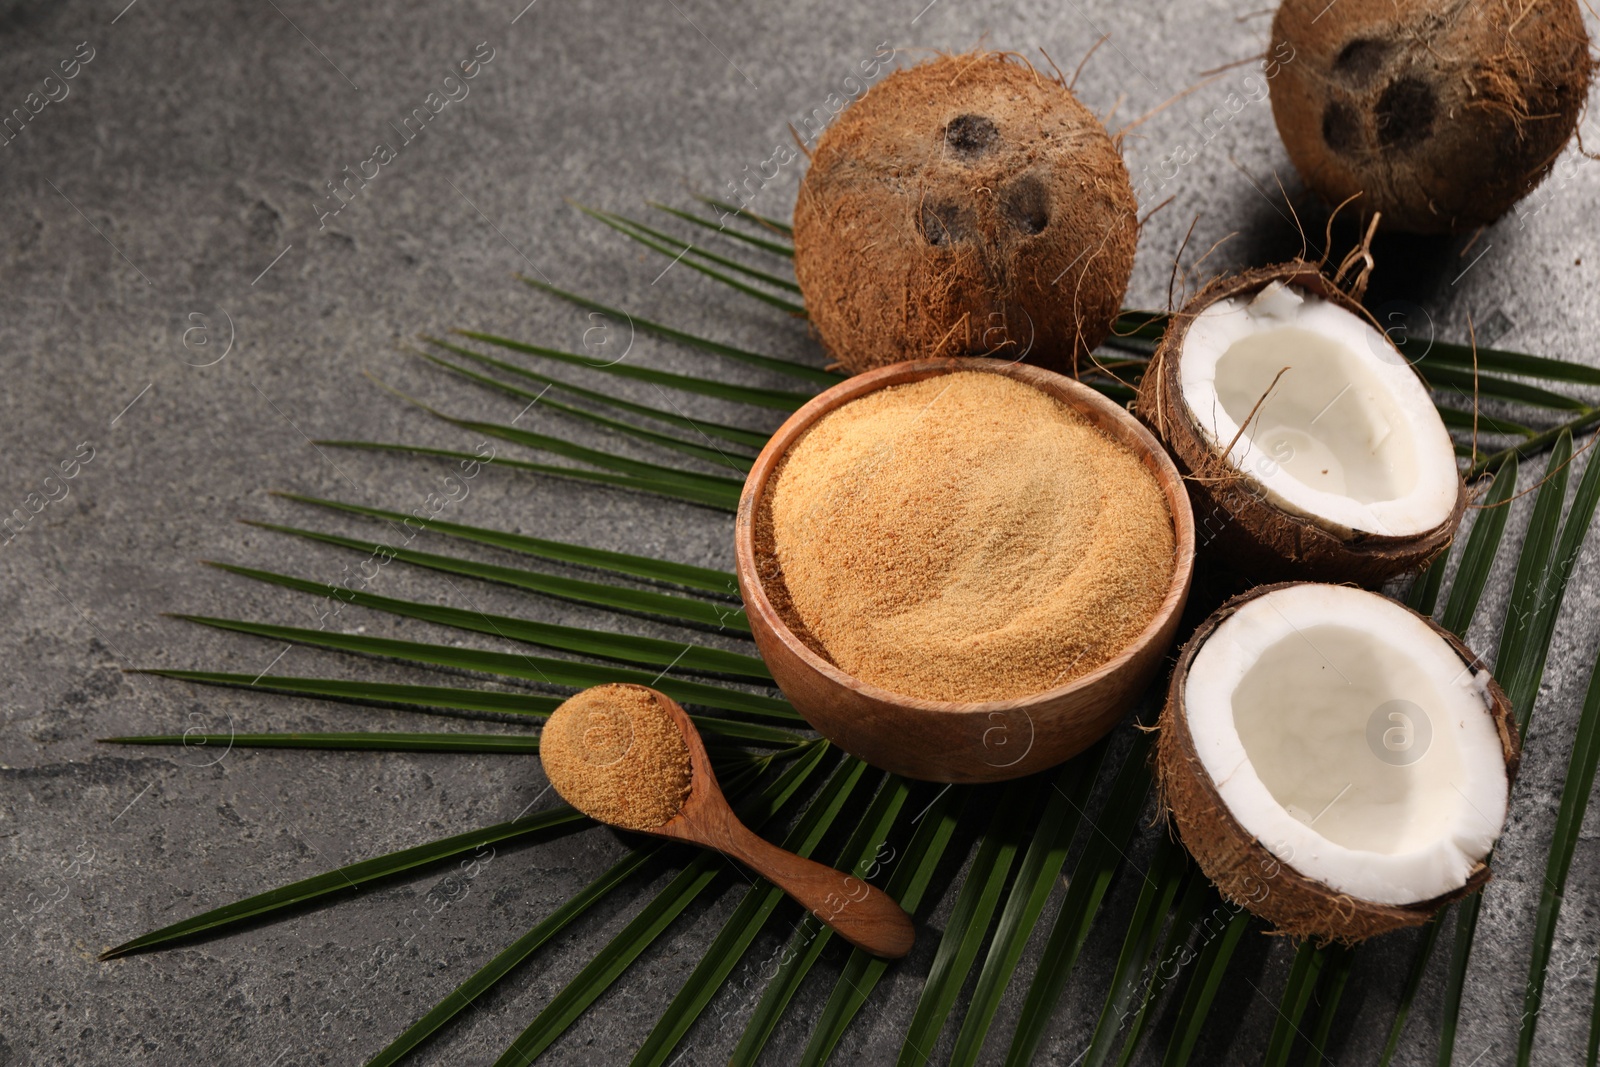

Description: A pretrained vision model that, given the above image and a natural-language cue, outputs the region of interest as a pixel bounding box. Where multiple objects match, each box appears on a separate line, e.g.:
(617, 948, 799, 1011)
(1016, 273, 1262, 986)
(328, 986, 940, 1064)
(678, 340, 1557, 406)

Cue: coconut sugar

(761, 371, 1174, 702)
(540, 684, 692, 831)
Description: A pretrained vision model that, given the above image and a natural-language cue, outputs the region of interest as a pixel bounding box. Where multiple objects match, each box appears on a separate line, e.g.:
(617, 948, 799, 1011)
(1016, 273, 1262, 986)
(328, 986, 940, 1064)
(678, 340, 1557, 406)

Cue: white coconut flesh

(1183, 584, 1508, 906)
(1178, 281, 1458, 537)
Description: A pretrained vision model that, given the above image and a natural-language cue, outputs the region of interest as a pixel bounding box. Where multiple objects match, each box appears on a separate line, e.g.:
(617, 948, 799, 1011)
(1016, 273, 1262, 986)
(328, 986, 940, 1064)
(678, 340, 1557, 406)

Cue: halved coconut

(1136, 262, 1465, 586)
(1158, 582, 1518, 942)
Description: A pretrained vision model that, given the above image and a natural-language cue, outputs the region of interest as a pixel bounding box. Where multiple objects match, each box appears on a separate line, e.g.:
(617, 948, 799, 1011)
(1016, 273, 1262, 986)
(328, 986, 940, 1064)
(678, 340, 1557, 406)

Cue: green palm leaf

(1381, 920, 1444, 1066)
(1409, 338, 1600, 387)
(1406, 548, 1449, 615)
(379, 383, 748, 497)
(1437, 456, 1519, 637)
(101, 804, 586, 959)
(168, 615, 798, 721)
(650, 201, 795, 257)
(1421, 364, 1590, 411)
(370, 842, 665, 1067)
(418, 336, 772, 450)
(1304, 945, 1355, 1067)
(798, 785, 965, 1067)
(113, 187, 1600, 1067)
(1440, 433, 1584, 1066)
(102, 730, 543, 753)
(1263, 942, 1328, 1067)
(273, 491, 739, 595)
(574, 202, 803, 295)
(692, 196, 794, 236)
(512, 279, 837, 388)
(129, 670, 799, 746)
(1082, 834, 1188, 1067)
(137, 669, 563, 716)
(1497, 428, 1574, 703)
(1433, 405, 1536, 438)
(1159, 901, 1253, 1066)
(1097, 333, 1159, 359)
(1005, 732, 1155, 1066)
(489, 741, 832, 1065)
(897, 776, 1037, 1066)
(361, 755, 778, 1067)
(1517, 447, 1600, 1064)
(458, 324, 817, 409)
(628, 756, 876, 1067)
(1524, 659, 1600, 1064)
(1088, 380, 1138, 403)
(1111, 310, 1167, 341)
(1113, 870, 1209, 1067)
(950, 744, 1109, 1067)
(209, 556, 758, 671)
(488, 855, 722, 1065)
(1120, 870, 1203, 1067)
(225, 526, 754, 634)
(728, 775, 915, 1065)
(317, 440, 743, 511)
(415, 347, 757, 471)
(211, 556, 761, 674)
(573, 203, 806, 314)
(1469, 411, 1600, 478)
(1501, 432, 1600, 737)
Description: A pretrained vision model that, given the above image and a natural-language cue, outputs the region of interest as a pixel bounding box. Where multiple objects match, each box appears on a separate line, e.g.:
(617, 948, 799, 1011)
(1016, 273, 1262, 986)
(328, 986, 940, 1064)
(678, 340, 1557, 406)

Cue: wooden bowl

(734, 357, 1196, 783)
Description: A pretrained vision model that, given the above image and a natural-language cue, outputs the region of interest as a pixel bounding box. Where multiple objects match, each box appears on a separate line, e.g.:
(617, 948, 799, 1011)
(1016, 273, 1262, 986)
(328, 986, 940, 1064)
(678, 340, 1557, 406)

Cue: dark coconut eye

(1001, 175, 1050, 235)
(1321, 100, 1362, 154)
(1375, 75, 1436, 148)
(944, 113, 999, 158)
(1332, 37, 1390, 86)
(919, 201, 978, 246)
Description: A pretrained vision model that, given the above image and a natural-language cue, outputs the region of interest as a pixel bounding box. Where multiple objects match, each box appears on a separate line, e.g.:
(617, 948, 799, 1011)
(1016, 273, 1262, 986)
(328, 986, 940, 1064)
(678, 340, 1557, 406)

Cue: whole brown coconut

(1269, 0, 1594, 234)
(1158, 583, 1519, 942)
(793, 51, 1138, 375)
(1134, 261, 1466, 587)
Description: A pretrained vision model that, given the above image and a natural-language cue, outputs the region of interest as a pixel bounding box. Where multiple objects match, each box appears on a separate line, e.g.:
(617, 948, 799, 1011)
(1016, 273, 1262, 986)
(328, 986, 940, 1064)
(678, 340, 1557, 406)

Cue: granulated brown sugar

(540, 684, 692, 831)
(762, 371, 1174, 702)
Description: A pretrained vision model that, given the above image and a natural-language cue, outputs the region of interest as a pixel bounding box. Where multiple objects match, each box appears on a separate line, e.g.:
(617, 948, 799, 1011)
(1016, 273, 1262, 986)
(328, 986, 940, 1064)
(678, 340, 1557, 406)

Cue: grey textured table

(3, 0, 1598, 1064)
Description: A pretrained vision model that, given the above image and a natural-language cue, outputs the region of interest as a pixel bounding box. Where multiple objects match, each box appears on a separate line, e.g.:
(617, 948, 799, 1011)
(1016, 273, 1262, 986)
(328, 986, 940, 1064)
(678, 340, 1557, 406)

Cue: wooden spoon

(644, 688, 914, 959)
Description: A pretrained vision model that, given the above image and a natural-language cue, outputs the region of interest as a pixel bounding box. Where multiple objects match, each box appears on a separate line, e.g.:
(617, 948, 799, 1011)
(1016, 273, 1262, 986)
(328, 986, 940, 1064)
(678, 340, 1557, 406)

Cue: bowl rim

(735, 356, 1197, 716)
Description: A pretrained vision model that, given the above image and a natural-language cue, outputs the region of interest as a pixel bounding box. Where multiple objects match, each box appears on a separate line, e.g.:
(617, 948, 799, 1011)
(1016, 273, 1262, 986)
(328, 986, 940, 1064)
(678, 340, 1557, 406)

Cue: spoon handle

(715, 819, 915, 958)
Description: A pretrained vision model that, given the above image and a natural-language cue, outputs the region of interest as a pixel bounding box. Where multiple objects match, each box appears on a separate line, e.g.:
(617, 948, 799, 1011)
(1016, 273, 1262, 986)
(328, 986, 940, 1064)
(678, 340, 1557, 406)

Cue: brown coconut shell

(793, 51, 1138, 376)
(1269, 0, 1594, 234)
(1133, 261, 1466, 588)
(1158, 582, 1520, 943)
